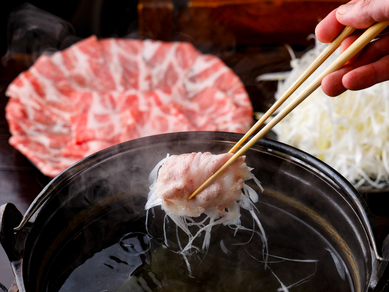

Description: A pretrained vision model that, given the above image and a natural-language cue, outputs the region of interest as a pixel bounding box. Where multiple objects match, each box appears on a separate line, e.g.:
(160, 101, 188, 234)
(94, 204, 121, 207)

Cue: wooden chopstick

(189, 21, 389, 200)
(228, 26, 356, 154)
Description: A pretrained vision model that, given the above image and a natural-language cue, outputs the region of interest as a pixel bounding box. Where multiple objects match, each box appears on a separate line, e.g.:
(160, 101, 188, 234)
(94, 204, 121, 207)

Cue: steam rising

(3, 3, 81, 66)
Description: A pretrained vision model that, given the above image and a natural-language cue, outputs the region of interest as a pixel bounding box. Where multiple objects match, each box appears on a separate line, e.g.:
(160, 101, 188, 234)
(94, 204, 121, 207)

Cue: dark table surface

(1, 41, 389, 291)
(0, 59, 52, 288)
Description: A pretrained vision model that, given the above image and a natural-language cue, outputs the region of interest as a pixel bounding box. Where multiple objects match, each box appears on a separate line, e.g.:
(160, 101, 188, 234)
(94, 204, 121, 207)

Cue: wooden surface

(138, 0, 349, 46)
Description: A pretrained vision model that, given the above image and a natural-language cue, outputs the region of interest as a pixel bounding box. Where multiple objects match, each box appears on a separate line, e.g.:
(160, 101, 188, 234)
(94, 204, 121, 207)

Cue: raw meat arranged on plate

(6, 36, 253, 177)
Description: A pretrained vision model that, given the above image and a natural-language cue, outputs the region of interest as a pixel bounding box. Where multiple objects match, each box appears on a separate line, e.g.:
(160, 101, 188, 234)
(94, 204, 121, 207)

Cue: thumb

(336, 0, 389, 28)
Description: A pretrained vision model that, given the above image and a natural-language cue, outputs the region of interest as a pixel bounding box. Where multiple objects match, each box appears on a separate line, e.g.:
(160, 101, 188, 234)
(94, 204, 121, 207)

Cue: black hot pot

(1, 131, 388, 292)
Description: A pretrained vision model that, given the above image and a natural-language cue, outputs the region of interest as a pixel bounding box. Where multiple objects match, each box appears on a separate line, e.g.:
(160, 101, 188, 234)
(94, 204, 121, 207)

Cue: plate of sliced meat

(5, 36, 253, 177)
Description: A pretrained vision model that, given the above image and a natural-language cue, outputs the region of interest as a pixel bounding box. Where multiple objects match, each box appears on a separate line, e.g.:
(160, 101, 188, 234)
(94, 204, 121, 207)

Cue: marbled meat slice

(5, 63, 78, 176)
(152, 152, 252, 217)
(118, 90, 198, 141)
(70, 91, 122, 144)
(5, 36, 253, 177)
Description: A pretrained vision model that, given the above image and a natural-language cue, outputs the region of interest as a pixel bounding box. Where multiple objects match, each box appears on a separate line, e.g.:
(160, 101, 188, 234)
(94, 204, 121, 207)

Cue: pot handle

(0, 203, 24, 261)
(0, 203, 24, 292)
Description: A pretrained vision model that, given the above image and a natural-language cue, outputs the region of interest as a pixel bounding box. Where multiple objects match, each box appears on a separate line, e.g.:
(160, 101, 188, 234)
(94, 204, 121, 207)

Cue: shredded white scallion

(145, 153, 268, 276)
(260, 40, 389, 190)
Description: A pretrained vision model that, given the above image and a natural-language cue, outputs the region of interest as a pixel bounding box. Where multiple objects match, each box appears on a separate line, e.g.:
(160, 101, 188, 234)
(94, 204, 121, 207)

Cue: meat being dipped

(145, 152, 266, 262)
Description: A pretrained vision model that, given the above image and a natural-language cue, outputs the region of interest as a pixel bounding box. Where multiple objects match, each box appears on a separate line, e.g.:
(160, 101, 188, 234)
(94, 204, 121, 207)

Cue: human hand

(315, 0, 389, 96)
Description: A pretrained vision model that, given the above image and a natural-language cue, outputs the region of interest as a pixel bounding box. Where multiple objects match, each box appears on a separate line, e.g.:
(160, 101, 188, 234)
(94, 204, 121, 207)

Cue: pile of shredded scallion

(258, 40, 389, 190)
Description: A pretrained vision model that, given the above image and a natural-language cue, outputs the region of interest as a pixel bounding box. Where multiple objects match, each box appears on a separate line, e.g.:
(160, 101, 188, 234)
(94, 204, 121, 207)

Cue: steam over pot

(0, 131, 388, 292)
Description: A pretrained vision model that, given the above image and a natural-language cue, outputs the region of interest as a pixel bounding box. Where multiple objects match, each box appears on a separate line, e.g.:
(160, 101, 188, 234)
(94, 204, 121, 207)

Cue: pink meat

(5, 36, 253, 177)
(154, 152, 251, 217)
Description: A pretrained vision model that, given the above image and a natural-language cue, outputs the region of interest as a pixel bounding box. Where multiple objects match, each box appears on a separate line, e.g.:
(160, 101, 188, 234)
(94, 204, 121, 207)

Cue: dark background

(0, 0, 140, 55)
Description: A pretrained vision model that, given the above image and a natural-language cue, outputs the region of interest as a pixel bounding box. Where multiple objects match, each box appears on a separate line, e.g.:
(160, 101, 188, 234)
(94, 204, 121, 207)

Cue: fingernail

(337, 3, 353, 15)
